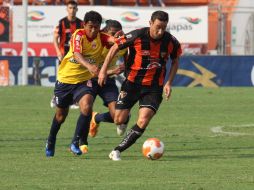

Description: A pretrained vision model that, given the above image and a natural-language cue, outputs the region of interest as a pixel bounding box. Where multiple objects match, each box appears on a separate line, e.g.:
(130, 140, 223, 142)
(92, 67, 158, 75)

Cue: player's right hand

(88, 65, 99, 77)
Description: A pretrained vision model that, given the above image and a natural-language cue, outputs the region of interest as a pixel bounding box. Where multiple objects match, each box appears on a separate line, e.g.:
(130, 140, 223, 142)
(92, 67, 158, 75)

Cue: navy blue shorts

(116, 80, 163, 113)
(54, 80, 96, 109)
(92, 77, 119, 107)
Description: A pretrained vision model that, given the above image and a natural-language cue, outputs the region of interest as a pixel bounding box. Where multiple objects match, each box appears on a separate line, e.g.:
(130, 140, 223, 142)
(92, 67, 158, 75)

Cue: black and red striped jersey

(54, 17, 83, 56)
(115, 27, 182, 87)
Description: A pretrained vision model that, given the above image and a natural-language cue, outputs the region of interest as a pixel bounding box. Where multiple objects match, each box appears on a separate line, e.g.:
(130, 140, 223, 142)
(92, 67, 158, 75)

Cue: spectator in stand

(135, 0, 165, 7)
(55, 0, 64, 5)
(2, 0, 13, 7)
(89, 0, 112, 5)
(32, 0, 47, 5)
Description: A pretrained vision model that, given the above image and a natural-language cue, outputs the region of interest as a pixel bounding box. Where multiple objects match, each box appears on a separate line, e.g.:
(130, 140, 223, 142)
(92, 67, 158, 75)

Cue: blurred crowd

(2, 0, 166, 6)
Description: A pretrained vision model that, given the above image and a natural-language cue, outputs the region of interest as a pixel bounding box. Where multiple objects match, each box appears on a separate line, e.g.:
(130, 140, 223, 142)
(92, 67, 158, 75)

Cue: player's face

(66, 4, 78, 18)
(149, 19, 168, 40)
(107, 27, 121, 37)
(84, 21, 101, 39)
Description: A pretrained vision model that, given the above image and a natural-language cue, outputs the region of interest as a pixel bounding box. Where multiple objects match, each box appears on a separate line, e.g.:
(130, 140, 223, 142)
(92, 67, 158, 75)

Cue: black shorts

(92, 77, 119, 107)
(54, 80, 96, 108)
(116, 80, 163, 113)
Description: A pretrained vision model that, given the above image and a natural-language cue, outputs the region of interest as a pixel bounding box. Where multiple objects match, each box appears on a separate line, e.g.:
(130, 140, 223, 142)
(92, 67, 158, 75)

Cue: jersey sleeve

(70, 30, 83, 53)
(170, 36, 182, 60)
(115, 29, 139, 50)
(100, 32, 113, 49)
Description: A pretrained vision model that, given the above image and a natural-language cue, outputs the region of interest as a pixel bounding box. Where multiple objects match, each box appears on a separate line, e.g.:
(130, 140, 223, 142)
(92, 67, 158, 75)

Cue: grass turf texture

(0, 86, 254, 190)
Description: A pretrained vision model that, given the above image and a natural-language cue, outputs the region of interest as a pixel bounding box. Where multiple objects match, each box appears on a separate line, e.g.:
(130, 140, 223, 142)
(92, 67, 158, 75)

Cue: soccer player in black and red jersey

(98, 10, 182, 161)
(53, 0, 83, 61)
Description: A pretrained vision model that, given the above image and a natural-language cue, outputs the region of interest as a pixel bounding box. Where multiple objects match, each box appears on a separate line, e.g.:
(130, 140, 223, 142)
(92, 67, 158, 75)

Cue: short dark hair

(67, 0, 78, 6)
(84, 11, 102, 24)
(105, 19, 122, 30)
(151, 11, 168, 22)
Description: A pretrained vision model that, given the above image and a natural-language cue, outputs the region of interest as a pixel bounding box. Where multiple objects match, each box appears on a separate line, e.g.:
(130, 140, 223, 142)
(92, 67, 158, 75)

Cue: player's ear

(149, 20, 152, 26)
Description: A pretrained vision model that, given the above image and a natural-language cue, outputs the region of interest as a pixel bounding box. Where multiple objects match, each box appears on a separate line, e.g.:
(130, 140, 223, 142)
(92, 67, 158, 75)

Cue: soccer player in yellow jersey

(45, 11, 113, 157)
(88, 20, 131, 138)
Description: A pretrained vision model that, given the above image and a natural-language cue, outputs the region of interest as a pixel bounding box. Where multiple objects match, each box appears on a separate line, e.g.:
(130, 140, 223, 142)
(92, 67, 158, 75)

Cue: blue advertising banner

(1, 56, 254, 87)
(171, 56, 254, 87)
(0, 56, 58, 86)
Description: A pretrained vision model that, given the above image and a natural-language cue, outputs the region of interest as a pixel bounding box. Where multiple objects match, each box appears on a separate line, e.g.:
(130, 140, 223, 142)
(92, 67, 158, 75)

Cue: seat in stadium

(111, 0, 137, 6)
(77, 0, 91, 5)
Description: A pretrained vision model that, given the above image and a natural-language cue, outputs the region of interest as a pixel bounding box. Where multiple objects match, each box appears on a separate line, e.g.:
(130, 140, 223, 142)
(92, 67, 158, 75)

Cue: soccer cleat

(70, 104, 79, 109)
(79, 144, 88, 154)
(109, 150, 121, 161)
(89, 112, 99, 137)
(117, 124, 128, 136)
(50, 96, 56, 108)
(70, 143, 82, 156)
(45, 140, 55, 157)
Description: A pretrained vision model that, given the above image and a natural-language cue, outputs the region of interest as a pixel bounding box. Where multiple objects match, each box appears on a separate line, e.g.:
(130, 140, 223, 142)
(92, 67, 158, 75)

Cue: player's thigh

(73, 80, 96, 115)
(115, 80, 139, 110)
(139, 91, 163, 113)
(54, 81, 74, 108)
(99, 78, 119, 107)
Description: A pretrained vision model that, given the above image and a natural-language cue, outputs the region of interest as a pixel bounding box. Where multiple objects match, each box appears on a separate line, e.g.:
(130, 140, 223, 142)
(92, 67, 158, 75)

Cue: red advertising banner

(0, 42, 57, 56)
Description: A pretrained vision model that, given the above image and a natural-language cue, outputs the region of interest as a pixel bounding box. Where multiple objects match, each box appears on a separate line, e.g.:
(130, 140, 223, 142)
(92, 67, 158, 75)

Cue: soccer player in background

(53, 0, 83, 61)
(51, 0, 83, 108)
(45, 11, 113, 157)
(98, 10, 182, 161)
(88, 20, 130, 138)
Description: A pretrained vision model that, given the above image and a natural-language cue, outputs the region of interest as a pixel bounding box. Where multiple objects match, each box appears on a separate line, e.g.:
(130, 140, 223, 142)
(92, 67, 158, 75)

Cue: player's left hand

(163, 84, 172, 101)
(98, 70, 107, 86)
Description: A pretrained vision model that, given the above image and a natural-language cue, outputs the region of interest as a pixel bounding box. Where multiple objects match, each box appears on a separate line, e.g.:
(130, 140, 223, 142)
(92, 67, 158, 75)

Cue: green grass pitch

(0, 86, 254, 190)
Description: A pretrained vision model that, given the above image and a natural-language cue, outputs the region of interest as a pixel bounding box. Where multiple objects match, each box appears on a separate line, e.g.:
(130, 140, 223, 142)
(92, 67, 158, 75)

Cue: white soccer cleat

(70, 104, 79, 109)
(117, 124, 127, 136)
(109, 150, 121, 161)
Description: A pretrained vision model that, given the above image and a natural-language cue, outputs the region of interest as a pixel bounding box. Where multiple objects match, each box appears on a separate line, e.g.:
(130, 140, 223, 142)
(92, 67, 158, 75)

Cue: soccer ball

(142, 138, 164, 160)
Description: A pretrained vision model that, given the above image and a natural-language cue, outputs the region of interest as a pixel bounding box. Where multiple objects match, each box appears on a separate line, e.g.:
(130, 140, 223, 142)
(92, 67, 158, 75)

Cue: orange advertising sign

(0, 60, 9, 86)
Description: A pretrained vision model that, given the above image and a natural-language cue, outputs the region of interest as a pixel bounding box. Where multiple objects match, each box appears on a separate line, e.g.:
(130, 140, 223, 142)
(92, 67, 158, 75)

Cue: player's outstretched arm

(98, 43, 119, 86)
(164, 58, 179, 101)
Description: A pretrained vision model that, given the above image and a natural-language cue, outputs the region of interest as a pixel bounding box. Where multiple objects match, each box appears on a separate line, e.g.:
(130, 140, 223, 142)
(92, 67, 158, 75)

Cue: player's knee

(137, 118, 149, 128)
(114, 116, 124, 125)
(55, 114, 67, 124)
(80, 103, 92, 115)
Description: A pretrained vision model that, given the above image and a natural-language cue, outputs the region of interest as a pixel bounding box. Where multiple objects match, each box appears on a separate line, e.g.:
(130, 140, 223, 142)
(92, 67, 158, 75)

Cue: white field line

(210, 124, 254, 136)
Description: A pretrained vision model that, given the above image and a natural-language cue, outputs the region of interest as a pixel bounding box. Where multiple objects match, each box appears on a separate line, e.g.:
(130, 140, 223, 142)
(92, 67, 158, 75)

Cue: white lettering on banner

(2, 47, 50, 56)
(2, 48, 18, 56)
(20, 48, 36, 56)
(17, 67, 33, 85)
(251, 66, 254, 86)
(10, 66, 55, 86)
(41, 66, 55, 87)
(40, 49, 49, 57)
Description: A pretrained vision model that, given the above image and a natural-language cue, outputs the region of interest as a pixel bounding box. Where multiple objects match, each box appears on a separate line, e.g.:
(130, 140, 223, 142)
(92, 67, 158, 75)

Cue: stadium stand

(5, 0, 210, 6)
(208, 0, 239, 54)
